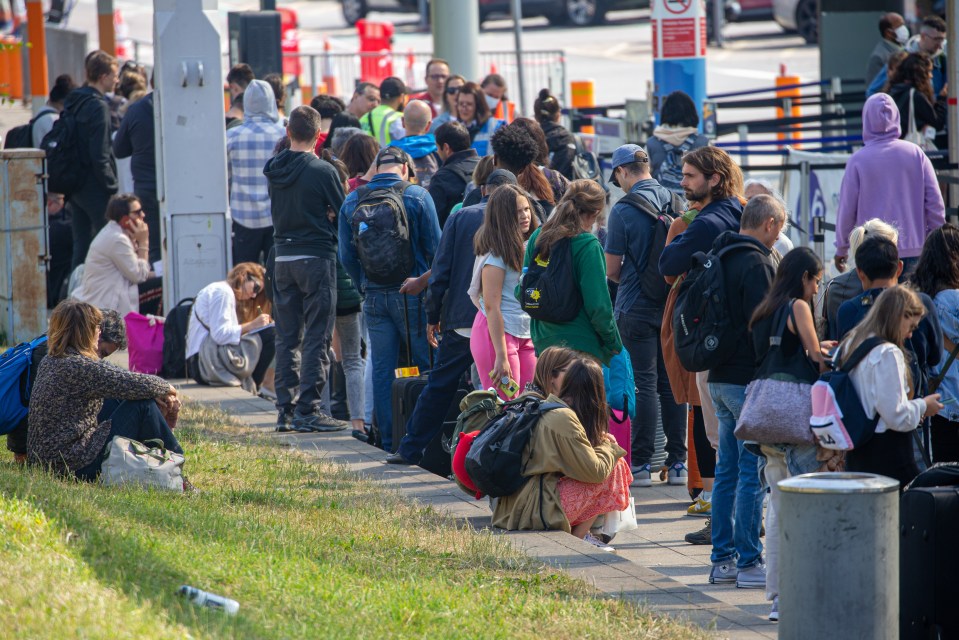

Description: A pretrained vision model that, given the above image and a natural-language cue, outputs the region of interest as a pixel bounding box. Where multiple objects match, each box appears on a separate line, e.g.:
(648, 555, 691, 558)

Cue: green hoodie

(518, 228, 622, 365)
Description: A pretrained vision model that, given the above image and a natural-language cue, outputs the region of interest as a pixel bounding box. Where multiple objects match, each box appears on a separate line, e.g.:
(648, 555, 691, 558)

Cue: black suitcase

(391, 377, 466, 478)
(900, 485, 959, 640)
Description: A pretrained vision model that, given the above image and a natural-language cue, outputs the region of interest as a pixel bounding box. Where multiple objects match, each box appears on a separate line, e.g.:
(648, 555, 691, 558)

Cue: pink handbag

(609, 408, 631, 468)
(124, 312, 165, 375)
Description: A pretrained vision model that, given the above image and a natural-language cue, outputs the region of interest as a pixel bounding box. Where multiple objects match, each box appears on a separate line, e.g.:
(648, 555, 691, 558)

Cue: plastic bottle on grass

(178, 585, 239, 615)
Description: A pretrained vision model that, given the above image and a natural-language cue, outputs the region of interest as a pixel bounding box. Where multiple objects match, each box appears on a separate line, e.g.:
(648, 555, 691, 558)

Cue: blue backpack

(0, 335, 48, 435)
(809, 337, 886, 450)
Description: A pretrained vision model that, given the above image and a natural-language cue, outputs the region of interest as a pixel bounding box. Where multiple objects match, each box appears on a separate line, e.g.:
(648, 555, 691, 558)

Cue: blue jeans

(365, 289, 431, 451)
(398, 331, 472, 463)
(617, 311, 687, 466)
(708, 382, 764, 569)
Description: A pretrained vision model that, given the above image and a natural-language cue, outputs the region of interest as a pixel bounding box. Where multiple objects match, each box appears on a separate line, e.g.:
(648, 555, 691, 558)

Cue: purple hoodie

(835, 93, 944, 259)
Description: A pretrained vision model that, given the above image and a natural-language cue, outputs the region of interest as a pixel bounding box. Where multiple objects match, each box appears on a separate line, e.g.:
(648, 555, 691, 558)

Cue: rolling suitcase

(900, 464, 959, 640)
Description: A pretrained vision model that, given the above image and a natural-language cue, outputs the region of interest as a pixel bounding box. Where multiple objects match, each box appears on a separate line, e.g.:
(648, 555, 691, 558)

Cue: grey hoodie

(243, 79, 279, 123)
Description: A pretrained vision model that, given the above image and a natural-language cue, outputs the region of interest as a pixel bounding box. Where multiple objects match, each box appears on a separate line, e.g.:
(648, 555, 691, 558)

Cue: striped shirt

(226, 116, 286, 229)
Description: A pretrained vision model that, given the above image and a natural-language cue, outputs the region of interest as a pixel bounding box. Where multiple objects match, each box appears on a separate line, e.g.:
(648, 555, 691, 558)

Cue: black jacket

(65, 86, 118, 194)
(706, 231, 775, 387)
(428, 148, 479, 228)
(888, 82, 946, 137)
(542, 120, 577, 180)
(335, 260, 362, 316)
(426, 200, 486, 330)
(113, 92, 156, 193)
(263, 149, 345, 260)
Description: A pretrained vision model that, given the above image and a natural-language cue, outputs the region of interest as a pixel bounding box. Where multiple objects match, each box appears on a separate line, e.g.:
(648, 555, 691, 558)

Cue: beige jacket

(492, 395, 625, 533)
(72, 220, 151, 317)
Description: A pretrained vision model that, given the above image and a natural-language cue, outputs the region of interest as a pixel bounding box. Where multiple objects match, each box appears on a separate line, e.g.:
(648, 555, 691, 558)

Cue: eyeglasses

(428, 74, 449, 81)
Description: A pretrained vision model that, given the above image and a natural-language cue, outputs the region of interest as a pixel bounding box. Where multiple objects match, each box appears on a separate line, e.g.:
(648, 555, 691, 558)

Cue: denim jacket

(338, 173, 442, 291)
(933, 289, 959, 421)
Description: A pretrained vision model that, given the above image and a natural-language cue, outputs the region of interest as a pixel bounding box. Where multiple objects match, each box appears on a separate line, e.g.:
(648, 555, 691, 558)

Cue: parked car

(341, 0, 647, 28)
(772, 0, 817, 44)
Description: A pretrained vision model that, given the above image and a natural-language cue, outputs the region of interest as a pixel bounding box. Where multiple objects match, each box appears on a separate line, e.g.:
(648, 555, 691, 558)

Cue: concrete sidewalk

(178, 381, 777, 639)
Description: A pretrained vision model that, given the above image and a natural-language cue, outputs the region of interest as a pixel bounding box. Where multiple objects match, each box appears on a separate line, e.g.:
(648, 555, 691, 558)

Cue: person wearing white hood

(646, 91, 710, 197)
(226, 79, 286, 265)
(865, 12, 908, 87)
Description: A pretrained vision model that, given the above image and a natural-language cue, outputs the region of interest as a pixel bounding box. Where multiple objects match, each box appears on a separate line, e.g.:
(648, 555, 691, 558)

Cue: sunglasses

(446, 87, 461, 95)
(250, 279, 262, 296)
(129, 207, 143, 215)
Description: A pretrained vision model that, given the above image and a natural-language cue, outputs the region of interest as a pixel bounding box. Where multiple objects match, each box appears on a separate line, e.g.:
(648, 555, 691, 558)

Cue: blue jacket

(658, 196, 743, 277)
(393, 133, 438, 159)
(338, 173, 442, 291)
(426, 200, 486, 330)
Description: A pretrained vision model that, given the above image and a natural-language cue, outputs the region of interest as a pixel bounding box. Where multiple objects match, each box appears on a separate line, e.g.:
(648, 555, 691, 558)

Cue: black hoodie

(65, 85, 118, 194)
(263, 149, 345, 259)
(541, 120, 577, 180)
(706, 230, 775, 387)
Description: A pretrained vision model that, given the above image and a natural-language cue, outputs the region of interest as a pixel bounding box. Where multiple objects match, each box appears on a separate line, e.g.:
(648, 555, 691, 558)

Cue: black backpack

(40, 96, 90, 197)
(350, 181, 415, 286)
(618, 192, 675, 305)
(3, 108, 55, 149)
(672, 241, 761, 372)
(654, 135, 698, 194)
(464, 397, 564, 498)
(519, 236, 583, 323)
(161, 298, 194, 379)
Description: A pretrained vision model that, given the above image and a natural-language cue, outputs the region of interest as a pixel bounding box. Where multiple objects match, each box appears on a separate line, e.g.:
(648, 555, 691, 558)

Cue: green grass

(0, 403, 708, 639)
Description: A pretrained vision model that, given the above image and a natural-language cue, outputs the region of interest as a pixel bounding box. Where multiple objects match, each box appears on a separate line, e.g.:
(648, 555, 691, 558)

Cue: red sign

(661, 18, 696, 58)
(652, 19, 658, 58)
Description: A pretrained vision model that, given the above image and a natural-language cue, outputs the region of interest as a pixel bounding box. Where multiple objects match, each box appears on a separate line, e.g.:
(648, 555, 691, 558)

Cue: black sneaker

(684, 518, 712, 545)
(384, 451, 414, 465)
(275, 410, 295, 432)
(292, 412, 350, 433)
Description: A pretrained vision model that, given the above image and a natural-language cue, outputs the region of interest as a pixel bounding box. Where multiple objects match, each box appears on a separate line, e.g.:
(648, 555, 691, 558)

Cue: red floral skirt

(558, 457, 632, 526)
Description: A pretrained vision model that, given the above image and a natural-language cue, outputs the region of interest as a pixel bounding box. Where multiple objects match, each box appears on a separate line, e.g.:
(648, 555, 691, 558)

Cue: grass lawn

(0, 402, 708, 639)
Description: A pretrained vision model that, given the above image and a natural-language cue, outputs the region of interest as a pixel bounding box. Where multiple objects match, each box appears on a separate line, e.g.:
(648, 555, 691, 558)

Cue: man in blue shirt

(604, 144, 687, 487)
(339, 147, 442, 452)
(386, 170, 518, 465)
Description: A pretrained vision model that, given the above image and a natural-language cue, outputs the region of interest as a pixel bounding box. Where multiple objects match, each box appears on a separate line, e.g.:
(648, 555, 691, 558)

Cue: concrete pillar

(779, 472, 899, 640)
(0, 150, 47, 343)
(431, 0, 478, 83)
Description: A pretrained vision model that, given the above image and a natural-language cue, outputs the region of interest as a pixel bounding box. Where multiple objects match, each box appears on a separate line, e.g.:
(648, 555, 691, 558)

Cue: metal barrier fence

(288, 50, 567, 116)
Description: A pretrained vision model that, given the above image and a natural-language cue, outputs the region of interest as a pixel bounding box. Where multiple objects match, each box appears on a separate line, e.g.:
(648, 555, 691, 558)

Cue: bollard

(570, 80, 594, 134)
(779, 472, 899, 640)
(0, 39, 9, 98)
(7, 38, 22, 101)
(775, 64, 801, 148)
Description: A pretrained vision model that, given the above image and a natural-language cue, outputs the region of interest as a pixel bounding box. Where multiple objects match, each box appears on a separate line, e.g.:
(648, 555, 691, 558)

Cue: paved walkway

(178, 381, 778, 639)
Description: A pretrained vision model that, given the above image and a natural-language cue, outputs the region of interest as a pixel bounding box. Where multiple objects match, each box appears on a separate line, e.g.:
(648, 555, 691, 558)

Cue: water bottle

(178, 585, 240, 615)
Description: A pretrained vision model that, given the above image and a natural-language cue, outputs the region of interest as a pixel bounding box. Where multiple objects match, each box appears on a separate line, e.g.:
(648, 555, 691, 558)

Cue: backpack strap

(619, 192, 662, 220)
(837, 336, 887, 373)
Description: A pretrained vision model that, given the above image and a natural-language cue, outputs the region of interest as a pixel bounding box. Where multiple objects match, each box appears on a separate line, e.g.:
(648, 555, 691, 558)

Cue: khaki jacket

(72, 220, 150, 317)
(492, 395, 625, 533)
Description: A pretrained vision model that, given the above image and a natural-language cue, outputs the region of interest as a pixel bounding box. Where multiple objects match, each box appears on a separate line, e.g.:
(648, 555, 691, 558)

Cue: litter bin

(778, 472, 899, 640)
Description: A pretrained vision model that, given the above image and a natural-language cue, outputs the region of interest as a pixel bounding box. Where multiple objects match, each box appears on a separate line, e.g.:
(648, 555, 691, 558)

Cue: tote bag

(124, 312, 165, 375)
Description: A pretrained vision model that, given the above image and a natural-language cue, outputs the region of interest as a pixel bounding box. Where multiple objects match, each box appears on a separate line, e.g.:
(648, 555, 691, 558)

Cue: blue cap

(611, 144, 649, 170)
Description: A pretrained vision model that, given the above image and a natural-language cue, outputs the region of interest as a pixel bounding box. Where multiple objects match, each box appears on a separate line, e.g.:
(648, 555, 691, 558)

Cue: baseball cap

(485, 169, 518, 188)
(379, 77, 409, 100)
(375, 146, 410, 168)
(610, 144, 649, 187)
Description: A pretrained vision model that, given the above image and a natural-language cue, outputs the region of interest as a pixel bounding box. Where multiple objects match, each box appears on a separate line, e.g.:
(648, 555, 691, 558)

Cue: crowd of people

(13, 45, 959, 625)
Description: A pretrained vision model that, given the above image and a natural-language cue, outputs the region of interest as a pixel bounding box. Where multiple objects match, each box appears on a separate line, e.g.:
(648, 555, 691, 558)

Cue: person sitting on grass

(8, 309, 131, 464)
(492, 357, 632, 551)
(27, 300, 182, 481)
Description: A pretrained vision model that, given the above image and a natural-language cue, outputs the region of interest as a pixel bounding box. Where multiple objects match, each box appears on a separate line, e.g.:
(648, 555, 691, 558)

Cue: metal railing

(288, 49, 567, 115)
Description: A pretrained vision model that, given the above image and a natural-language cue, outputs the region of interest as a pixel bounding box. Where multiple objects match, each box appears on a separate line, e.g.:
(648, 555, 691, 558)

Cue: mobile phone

(497, 376, 520, 398)
(119, 214, 135, 232)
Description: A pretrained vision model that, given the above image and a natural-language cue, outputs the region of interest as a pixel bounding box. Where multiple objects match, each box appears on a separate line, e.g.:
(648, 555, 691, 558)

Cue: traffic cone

(114, 10, 131, 60)
(321, 37, 339, 96)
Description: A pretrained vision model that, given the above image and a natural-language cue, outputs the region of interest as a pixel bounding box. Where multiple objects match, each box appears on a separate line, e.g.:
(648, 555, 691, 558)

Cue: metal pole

(432, 0, 479, 83)
(737, 124, 749, 166)
(25, 0, 48, 114)
(510, 0, 527, 116)
(779, 473, 899, 640)
(260, 0, 276, 10)
(799, 161, 811, 249)
(711, 0, 724, 48)
(947, 3, 959, 210)
(96, 0, 115, 57)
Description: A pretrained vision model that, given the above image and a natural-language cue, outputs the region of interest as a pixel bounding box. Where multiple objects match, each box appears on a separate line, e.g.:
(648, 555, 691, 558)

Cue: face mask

(894, 24, 909, 45)
(485, 94, 500, 110)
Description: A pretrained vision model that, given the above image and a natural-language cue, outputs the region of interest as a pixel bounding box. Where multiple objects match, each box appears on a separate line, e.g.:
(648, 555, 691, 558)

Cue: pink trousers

(470, 312, 536, 400)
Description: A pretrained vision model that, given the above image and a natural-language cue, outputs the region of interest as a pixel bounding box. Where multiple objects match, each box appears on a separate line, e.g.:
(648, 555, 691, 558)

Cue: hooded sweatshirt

(263, 148, 345, 260)
(393, 133, 441, 188)
(835, 93, 944, 259)
(541, 120, 577, 180)
(226, 80, 286, 229)
(658, 196, 743, 278)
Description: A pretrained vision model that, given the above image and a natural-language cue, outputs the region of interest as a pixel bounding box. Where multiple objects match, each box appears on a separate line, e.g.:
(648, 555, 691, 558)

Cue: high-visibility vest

(363, 105, 404, 148)
(493, 100, 516, 124)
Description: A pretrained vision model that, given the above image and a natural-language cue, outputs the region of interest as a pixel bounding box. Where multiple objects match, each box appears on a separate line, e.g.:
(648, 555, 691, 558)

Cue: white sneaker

(630, 463, 652, 487)
(666, 462, 688, 485)
(736, 563, 767, 589)
(583, 532, 616, 552)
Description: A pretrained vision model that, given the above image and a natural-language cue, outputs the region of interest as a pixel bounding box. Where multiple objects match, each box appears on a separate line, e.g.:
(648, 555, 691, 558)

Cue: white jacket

(847, 341, 926, 434)
(72, 220, 151, 317)
(185, 281, 242, 359)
